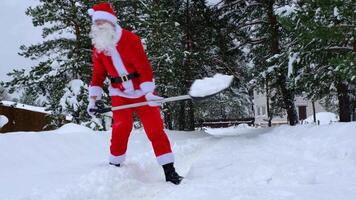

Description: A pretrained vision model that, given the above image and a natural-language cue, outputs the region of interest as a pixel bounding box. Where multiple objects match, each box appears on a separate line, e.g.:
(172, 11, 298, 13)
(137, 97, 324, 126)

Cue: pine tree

(291, 0, 355, 122)
(142, 1, 184, 129)
(219, 0, 300, 125)
(0, 82, 9, 101)
(5, 0, 107, 129)
(192, 1, 253, 122)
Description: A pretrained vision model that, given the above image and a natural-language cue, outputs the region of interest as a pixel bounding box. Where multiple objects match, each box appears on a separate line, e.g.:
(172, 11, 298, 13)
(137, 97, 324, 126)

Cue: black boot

(163, 163, 183, 185)
(109, 162, 121, 167)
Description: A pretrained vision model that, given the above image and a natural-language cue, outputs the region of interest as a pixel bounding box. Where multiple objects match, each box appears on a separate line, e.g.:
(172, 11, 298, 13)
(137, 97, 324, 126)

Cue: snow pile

(60, 79, 86, 111)
(204, 123, 257, 137)
(1, 122, 356, 200)
(189, 74, 233, 97)
(0, 115, 8, 128)
(56, 123, 94, 133)
(304, 112, 338, 125)
(0, 101, 49, 114)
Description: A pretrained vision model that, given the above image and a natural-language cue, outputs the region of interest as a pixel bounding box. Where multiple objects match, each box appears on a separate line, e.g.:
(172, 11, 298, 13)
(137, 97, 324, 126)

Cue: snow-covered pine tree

(220, 0, 299, 125)
(0, 82, 9, 101)
(291, 0, 355, 122)
(173, 0, 212, 130)
(191, 1, 253, 123)
(5, 0, 108, 129)
(143, 1, 186, 129)
(111, 0, 148, 35)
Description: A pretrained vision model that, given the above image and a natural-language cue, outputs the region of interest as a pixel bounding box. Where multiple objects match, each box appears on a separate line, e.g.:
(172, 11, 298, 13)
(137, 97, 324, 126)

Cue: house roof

(0, 101, 50, 114)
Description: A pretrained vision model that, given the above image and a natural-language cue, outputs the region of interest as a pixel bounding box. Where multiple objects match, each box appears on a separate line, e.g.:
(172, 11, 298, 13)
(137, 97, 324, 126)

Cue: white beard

(89, 23, 117, 54)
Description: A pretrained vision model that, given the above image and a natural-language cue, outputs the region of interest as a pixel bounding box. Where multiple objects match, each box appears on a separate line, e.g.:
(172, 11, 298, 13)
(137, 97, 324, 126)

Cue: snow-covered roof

(0, 101, 50, 114)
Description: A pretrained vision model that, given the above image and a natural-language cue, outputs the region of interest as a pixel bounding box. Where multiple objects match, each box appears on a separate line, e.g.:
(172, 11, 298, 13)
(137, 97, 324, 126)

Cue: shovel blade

(188, 74, 234, 100)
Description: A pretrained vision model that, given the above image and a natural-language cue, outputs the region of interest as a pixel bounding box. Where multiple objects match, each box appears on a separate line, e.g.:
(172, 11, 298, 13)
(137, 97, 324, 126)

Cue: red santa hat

(88, 3, 117, 25)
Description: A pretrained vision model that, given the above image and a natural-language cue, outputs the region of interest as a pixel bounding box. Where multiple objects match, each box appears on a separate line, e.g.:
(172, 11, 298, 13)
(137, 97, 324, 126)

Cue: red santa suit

(88, 3, 174, 166)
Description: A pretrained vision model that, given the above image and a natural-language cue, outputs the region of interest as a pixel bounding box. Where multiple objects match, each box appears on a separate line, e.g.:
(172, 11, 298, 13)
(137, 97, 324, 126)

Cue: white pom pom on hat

(88, 8, 95, 16)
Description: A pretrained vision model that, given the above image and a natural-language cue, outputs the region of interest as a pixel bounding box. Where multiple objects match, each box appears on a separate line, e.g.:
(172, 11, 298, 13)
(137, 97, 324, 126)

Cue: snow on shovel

(91, 73, 234, 114)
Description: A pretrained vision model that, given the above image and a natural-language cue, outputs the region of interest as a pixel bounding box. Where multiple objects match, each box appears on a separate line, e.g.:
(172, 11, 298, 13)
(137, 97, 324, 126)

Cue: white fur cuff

(140, 82, 155, 93)
(109, 154, 126, 165)
(88, 86, 103, 99)
(157, 152, 175, 166)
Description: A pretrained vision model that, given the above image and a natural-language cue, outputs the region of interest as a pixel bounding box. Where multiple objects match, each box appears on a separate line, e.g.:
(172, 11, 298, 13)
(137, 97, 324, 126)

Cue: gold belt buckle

(121, 75, 129, 82)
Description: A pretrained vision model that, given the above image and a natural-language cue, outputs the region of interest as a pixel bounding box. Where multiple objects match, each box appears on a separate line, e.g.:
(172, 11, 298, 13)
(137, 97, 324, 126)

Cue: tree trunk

(178, 101, 186, 130)
(336, 81, 351, 122)
(163, 105, 173, 130)
(186, 100, 195, 131)
(181, 0, 195, 131)
(312, 101, 316, 123)
(265, 77, 272, 127)
(266, 1, 298, 126)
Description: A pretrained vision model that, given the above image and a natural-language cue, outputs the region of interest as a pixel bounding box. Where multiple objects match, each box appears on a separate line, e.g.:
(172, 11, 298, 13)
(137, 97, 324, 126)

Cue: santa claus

(86, 3, 183, 184)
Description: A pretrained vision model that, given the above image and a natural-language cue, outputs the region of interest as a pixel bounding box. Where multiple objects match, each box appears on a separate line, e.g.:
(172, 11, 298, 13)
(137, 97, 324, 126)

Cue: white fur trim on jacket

(88, 86, 103, 99)
(92, 11, 117, 25)
(157, 152, 175, 166)
(108, 85, 145, 99)
(109, 154, 126, 165)
(140, 82, 155, 93)
(109, 42, 135, 93)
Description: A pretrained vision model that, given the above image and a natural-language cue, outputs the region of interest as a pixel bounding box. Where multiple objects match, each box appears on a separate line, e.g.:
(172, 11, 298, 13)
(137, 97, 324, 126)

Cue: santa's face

(94, 19, 115, 27)
(89, 20, 117, 54)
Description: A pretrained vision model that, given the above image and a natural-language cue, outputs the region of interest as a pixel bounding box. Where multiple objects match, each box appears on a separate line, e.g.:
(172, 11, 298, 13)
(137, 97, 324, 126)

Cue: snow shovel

(90, 74, 234, 114)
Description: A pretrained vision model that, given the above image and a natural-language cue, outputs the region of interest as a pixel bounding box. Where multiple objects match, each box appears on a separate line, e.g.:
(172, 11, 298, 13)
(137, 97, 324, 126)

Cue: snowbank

(304, 112, 338, 125)
(204, 123, 257, 136)
(56, 123, 94, 133)
(1, 122, 356, 200)
(0, 115, 8, 128)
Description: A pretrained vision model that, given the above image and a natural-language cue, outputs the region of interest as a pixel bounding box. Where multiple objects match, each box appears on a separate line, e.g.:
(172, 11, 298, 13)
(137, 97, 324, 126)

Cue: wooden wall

(0, 105, 49, 133)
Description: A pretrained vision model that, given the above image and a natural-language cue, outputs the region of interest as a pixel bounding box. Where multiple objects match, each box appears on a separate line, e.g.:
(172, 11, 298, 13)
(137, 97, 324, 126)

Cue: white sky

(0, 0, 42, 82)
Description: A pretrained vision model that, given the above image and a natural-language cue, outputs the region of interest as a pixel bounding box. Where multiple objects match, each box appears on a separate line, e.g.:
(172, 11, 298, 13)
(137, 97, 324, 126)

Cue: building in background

(0, 101, 50, 133)
(253, 91, 328, 126)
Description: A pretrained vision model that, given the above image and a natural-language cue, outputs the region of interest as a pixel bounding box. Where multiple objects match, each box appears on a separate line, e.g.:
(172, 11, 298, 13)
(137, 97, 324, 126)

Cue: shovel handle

(90, 95, 192, 113)
(111, 95, 192, 111)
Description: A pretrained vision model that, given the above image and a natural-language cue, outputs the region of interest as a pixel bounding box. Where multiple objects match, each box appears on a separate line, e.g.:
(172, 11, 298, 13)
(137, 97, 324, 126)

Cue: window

(262, 106, 266, 116)
(257, 107, 261, 116)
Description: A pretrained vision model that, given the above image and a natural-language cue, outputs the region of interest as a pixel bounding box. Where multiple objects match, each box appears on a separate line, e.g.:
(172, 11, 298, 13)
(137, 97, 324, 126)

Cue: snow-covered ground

(1, 122, 356, 200)
(304, 112, 339, 125)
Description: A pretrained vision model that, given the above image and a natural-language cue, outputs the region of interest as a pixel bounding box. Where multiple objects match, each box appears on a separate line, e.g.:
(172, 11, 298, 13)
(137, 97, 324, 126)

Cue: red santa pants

(109, 96, 174, 166)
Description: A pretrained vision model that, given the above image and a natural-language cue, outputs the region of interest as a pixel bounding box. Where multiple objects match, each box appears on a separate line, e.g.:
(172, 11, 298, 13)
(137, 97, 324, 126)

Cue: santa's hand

(145, 92, 164, 107)
(87, 98, 97, 117)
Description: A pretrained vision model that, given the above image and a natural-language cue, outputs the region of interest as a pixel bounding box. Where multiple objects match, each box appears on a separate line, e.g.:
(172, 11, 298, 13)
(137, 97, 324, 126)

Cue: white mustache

(90, 23, 117, 54)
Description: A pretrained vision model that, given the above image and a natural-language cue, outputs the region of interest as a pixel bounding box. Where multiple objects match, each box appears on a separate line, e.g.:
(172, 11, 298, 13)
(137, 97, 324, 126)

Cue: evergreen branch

(236, 20, 269, 29)
(228, 37, 267, 52)
(314, 46, 354, 52)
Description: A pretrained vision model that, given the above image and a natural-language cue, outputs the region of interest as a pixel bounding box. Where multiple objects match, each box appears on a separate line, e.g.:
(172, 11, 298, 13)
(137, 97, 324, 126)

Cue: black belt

(110, 72, 139, 83)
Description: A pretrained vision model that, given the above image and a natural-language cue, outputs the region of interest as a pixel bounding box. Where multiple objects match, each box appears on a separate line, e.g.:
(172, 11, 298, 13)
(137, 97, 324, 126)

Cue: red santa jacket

(89, 26, 155, 99)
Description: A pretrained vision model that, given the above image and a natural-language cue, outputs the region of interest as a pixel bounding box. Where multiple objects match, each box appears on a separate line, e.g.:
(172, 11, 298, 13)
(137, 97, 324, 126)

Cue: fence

(196, 118, 255, 128)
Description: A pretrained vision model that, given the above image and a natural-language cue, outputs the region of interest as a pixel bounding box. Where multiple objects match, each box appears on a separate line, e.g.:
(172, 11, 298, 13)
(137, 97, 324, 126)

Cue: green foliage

(290, 0, 355, 115)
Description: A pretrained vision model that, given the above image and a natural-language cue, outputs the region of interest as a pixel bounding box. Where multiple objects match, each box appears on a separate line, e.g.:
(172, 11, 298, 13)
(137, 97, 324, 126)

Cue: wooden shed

(0, 101, 50, 133)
